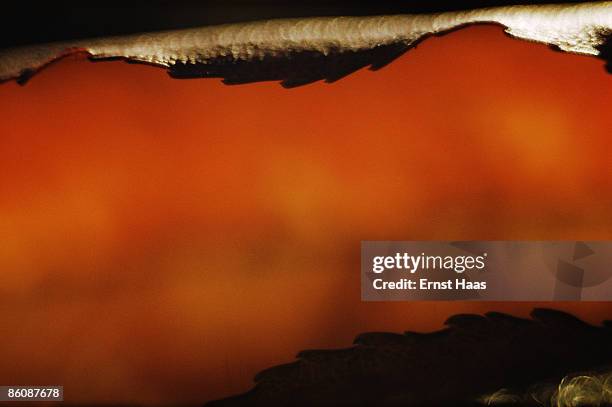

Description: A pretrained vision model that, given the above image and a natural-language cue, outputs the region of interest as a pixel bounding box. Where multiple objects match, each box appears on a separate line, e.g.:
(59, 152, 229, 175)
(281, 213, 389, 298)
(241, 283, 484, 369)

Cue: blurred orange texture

(0, 25, 611, 404)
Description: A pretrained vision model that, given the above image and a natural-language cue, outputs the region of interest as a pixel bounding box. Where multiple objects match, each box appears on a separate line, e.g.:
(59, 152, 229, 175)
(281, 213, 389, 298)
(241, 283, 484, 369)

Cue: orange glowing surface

(0, 26, 611, 404)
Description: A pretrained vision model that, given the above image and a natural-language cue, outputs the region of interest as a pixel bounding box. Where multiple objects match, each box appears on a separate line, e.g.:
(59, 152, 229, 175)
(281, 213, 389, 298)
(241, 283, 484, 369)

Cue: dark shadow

(206, 309, 612, 406)
(596, 34, 612, 74)
(168, 43, 411, 88)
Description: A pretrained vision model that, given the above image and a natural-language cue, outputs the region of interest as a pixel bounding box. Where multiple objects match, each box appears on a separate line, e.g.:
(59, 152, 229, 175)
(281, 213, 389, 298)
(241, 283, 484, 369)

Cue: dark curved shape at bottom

(206, 308, 612, 406)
